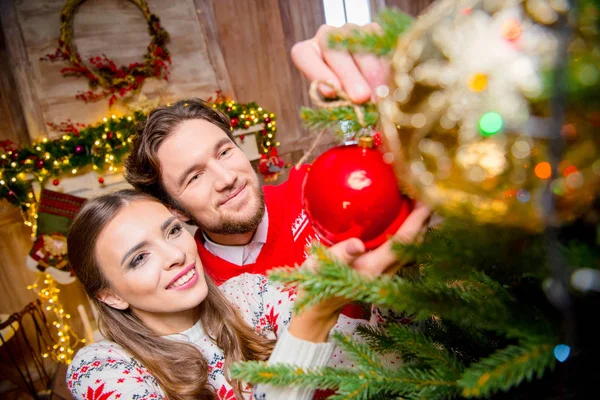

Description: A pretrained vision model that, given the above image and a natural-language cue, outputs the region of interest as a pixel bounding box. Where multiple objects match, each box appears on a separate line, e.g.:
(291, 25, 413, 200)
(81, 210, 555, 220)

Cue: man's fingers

(291, 40, 341, 98)
(322, 49, 371, 103)
(353, 53, 389, 99)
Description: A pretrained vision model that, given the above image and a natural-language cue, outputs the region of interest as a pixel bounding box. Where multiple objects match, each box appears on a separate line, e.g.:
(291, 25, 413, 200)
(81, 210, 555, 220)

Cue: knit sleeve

(67, 341, 164, 400)
(252, 327, 336, 400)
(219, 273, 296, 339)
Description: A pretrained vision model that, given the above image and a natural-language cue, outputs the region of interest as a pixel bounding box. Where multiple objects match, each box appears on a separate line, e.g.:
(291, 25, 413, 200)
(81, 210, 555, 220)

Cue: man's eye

(220, 148, 233, 158)
(189, 173, 201, 183)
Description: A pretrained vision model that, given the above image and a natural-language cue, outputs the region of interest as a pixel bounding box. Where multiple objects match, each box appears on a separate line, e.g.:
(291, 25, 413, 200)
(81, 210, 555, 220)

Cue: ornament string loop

(296, 80, 367, 169)
(308, 80, 366, 127)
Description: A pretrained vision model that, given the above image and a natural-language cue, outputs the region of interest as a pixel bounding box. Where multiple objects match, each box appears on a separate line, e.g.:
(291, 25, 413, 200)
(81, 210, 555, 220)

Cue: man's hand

(291, 23, 390, 103)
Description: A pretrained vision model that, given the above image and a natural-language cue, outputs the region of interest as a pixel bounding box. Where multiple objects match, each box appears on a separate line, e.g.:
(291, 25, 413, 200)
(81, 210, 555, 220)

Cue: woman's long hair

(67, 190, 274, 399)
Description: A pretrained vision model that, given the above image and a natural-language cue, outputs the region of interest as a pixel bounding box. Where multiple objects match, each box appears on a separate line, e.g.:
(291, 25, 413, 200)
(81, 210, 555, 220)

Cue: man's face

(157, 119, 264, 235)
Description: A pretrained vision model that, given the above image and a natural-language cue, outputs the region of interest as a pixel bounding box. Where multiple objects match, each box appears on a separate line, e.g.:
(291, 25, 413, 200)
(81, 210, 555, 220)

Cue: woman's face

(95, 199, 208, 332)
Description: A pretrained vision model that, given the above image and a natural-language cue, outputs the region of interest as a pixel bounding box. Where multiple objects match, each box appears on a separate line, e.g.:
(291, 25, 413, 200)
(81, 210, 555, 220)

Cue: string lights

(27, 274, 86, 364)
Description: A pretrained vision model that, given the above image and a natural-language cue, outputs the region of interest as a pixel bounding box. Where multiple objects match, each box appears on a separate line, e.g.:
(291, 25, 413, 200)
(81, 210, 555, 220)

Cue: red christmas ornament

(303, 137, 414, 250)
(52, 179, 60, 186)
(98, 177, 105, 184)
(36, 159, 45, 169)
(230, 117, 239, 128)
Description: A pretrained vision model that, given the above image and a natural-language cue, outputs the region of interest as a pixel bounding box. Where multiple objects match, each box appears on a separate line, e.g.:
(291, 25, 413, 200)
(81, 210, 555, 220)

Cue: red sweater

(196, 165, 319, 285)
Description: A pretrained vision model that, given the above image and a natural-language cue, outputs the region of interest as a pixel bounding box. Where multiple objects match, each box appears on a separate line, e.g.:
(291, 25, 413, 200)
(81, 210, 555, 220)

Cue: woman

(66, 190, 429, 399)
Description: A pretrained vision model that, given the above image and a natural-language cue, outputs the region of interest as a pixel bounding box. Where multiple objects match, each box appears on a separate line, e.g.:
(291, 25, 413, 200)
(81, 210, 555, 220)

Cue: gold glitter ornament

(378, 0, 600, 231)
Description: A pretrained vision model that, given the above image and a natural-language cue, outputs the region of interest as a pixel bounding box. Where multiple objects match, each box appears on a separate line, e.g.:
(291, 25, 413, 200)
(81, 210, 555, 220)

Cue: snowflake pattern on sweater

(67, 274, 374, 400)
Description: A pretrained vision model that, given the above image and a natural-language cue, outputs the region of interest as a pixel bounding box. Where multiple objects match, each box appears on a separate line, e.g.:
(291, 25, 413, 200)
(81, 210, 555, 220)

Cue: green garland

(42, 0, 171, 106)
(0, 97, 280, 222)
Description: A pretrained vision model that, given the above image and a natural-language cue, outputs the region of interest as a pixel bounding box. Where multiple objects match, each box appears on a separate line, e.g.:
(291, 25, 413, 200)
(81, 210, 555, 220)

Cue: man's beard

(201, 184, 265, 235)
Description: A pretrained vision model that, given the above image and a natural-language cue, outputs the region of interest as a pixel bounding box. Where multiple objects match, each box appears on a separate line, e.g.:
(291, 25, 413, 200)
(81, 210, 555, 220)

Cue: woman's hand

(287, 204, 431, 342)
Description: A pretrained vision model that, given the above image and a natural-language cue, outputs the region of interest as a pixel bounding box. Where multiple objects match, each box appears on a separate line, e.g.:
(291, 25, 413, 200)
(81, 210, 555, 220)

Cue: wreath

(42, 0, 171, 106)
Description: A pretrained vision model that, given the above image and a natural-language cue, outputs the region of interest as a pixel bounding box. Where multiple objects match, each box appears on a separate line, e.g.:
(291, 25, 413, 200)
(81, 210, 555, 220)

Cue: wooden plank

(211, 0, 308, 159)
(278, 0, 325, 111)
(193, 0, 236, 98)
(385, 0, 436, 16)
(0, 15, 29, 145)
(0, 0, 46, 141)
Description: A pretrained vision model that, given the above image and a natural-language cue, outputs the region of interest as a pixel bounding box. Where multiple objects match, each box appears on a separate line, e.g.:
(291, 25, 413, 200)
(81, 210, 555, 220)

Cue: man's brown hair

(124, 98, 234, 211)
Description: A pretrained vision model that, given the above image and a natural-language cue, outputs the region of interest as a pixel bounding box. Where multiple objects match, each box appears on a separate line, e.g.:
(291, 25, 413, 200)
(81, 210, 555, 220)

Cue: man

(124, 23, 430, 288)
(124, 99, 322, 285)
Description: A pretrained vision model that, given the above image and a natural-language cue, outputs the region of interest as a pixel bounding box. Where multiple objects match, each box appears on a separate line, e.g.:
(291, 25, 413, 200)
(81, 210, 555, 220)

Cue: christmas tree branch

(358, 323, 463, 375)
(268, 244, 513, 327)
(327, 8, 414, 56)
(229, 362, 357, 390)
(300, 104, 379, 134)
(458, 341, 556, 398)
(332, 331, 387, 372)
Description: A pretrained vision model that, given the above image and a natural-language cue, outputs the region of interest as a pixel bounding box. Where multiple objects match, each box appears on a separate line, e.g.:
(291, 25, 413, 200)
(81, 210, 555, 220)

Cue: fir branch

(392, 220, 549, 283)
(300, 105, 379, 134)
(386, 324, 462, 375)
(332, 331, 387, 372)
(327, 8, 414, 56)
(353, 324, 397, 355)
(458, 341, 556, 398)
(268, 245, 514, 329)
(230, 362, 356, 390)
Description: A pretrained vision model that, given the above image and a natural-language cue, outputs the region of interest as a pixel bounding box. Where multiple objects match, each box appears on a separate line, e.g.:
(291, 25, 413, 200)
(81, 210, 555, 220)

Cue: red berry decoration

(98, 177, 105, 184)
(303, 136, 414, 250)
(52, 179, 60, 186)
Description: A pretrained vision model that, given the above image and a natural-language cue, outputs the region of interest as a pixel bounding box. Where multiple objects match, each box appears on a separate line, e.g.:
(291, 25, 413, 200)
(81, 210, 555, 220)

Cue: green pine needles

(231, 218, 599, 398)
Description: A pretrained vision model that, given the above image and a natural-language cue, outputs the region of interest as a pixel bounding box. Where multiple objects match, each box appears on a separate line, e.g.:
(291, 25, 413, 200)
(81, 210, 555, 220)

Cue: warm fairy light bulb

(103, 117, 108, 122)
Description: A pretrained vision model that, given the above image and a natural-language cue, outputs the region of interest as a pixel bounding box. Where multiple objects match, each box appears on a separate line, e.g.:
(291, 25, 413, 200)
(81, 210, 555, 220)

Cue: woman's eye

(168, 224, 183, 238)
(130, 253, 147, 269)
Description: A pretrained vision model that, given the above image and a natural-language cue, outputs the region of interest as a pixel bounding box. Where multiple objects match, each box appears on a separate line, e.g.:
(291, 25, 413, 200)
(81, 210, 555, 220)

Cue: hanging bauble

(52, 179, 60, 186)
(74, 145, 84, 155)
(98, 177, 105, 184)
(231, 117, 239, 128)
(36, 159, 45, 170)
(378, 0, 600, 231)
(303, 136, 414, 250)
